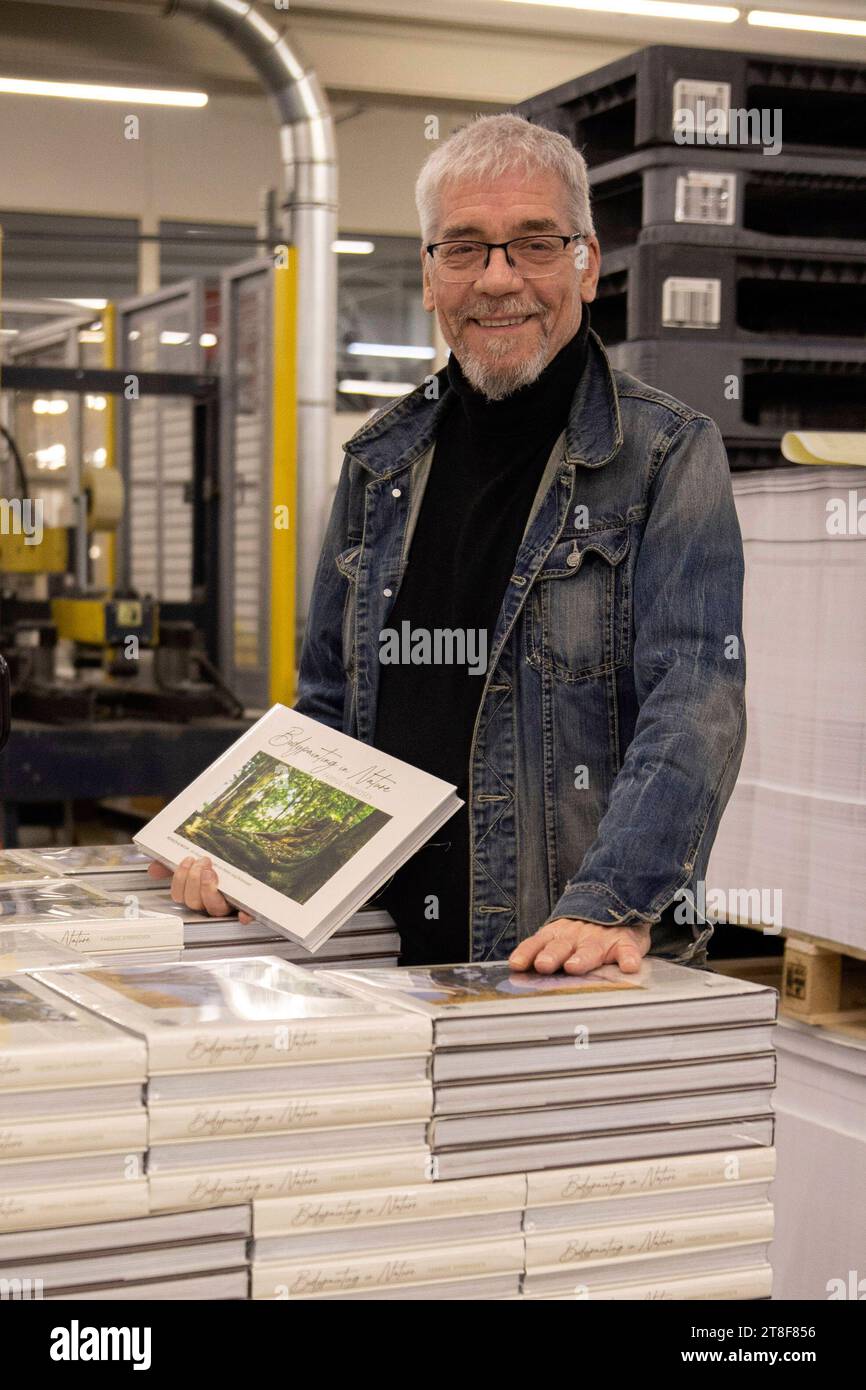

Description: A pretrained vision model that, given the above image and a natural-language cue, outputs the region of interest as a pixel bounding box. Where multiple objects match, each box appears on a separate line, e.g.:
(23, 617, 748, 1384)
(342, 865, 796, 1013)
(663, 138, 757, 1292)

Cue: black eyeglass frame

(424, 232, 586, 275)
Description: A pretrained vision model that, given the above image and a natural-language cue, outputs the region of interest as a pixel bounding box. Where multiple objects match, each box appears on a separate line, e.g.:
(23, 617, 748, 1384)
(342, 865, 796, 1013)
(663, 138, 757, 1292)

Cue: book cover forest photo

(176, 752, 392, 904)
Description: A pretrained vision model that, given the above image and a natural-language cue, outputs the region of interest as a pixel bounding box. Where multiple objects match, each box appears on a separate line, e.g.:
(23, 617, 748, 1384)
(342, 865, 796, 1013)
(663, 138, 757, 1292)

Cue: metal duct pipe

(172, 0, 337, 635)
(16, 0, 337, 633)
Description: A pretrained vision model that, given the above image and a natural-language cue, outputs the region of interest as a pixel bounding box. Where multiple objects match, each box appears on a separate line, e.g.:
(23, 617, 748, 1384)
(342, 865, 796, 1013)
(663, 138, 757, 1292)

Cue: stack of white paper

(708, 466, 866, 951)
(37, 957, 434, 1214)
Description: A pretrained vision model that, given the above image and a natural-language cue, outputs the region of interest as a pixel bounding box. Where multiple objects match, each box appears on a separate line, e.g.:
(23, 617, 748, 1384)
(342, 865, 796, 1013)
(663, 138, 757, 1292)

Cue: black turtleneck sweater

(373, 314, 591, 965)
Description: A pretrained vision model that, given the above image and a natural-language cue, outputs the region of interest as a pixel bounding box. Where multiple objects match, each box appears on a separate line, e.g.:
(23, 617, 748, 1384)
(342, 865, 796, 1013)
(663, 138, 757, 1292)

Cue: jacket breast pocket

(524, 527, 631, 682)
(335, 544, 361, 677)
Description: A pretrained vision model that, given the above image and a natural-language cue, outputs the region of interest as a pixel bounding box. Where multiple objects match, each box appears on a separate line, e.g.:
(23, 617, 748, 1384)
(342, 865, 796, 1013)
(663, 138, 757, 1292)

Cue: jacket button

(383, 587, 392, 597)
(391, 488, 402, 498)
(566, 551, 581, 568)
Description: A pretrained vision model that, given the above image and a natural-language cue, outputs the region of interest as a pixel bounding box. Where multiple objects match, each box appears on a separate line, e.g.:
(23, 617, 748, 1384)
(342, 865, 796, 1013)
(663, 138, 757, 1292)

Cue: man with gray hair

(162, 114, 745, 976)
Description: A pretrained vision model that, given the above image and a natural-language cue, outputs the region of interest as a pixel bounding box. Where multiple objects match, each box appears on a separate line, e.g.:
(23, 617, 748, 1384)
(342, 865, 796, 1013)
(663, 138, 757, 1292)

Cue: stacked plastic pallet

(517, 44, 866, 471)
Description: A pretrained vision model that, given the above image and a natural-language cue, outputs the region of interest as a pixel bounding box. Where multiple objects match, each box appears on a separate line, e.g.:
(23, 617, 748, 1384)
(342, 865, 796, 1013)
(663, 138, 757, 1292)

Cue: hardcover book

(0, 850, 63, 888)
(133, 704, 461, 951)
(0, 881, 181, 953)
(36, 956, 433, 1071)
(15, 844, 151, 876)
(330, 959, 778, 1045)
(0, 975, 146, 1092)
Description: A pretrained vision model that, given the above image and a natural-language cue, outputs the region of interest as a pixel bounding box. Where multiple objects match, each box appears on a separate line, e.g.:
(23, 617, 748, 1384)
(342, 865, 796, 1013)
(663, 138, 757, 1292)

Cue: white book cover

(0, 880, 181, 953)
(525, 1204, 774, 1273)
(251, 1236, 525, 1298)
(523, 1265, 773, 1301)
(133, 704, 461, 951)
(0, 976, 146, 1093)
(330, 959, 778, 1042)
(253, 1172, 527, 1236)
(0, 1178, 150, 1235)
(0, 1110, 147, 1163)
(254, 1210, 523, 1262)
(148, 1083, 433, 1143)
(37, 956, 432, 1072)
(0, 850, 63, 888)
(0, 929, 97, 976)
(522, 1239, 771, 1295)
(434, 1053, 777, 1114)
(527, 1180, 773, 1232)
(525, 1146, 777, 1208)
(148, 1148, 433, 1212)
(15, 844, 151, 876)
(3, 1239, 249, 1292)
(0, 1204, 250, 1261)
(59, 1270, 249, 1301)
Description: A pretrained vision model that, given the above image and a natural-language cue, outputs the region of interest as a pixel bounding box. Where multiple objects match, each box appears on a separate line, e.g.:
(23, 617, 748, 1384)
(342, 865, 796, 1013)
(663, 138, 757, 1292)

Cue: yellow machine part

(270, 249, 298, 707)
(0, 528, 68, 573)
(51, 597, 109, 644)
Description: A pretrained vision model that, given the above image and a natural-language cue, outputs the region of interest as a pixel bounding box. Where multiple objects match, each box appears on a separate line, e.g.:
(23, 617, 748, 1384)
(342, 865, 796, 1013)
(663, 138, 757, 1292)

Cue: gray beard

(455, 328, 553, 402)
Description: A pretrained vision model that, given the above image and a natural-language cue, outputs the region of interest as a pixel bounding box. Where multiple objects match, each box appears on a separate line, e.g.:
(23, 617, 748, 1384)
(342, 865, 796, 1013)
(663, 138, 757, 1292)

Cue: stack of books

(519, 1148, 774, 1299)
(11, 843, 158, 897)
(0, 973, 149, 1235)
(36, 957, 434, 1215)
(135, 890, 401, 970)
(331, 961, 778, 1180)
(0, 876, 182, 960)
(251, 1173, 527, 1300)
(0, 1206, 250, 1301)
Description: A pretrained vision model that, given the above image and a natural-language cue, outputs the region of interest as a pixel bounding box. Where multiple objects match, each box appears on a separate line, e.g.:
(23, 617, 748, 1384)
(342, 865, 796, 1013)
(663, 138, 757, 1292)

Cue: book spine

(32, 919, 182, 952)
(0, 1111, 147, 1161)
(251, 1236, 525, 1298)
(0, 1044, 145, 1094)
(525, 1204, 774, 1272)
(593, 1265, 774, 1301)
(148, 1149, 433, 1212)
(148, 1085, 433, 1142)
(0, 1179, 149, 1234)
(253, 1173, 528, 1236)
(148, 1016, 433, 1071)
(525, 1146, 777, 1207)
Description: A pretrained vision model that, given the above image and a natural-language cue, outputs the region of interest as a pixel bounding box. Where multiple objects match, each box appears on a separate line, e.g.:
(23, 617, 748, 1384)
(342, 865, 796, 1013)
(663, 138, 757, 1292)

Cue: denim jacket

(295, 330, 746, 964)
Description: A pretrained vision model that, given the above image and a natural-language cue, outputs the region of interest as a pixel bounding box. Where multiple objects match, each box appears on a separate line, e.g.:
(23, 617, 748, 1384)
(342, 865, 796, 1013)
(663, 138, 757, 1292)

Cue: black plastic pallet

(516, 45, 866, 167)
(607, 337, 866, 438)
(593, 226, 866, 346)
(588, 146, 866, 252)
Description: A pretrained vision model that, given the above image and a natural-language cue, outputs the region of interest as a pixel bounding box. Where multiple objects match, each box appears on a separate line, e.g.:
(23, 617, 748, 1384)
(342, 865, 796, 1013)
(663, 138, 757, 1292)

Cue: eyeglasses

(425, 233, 585, 283)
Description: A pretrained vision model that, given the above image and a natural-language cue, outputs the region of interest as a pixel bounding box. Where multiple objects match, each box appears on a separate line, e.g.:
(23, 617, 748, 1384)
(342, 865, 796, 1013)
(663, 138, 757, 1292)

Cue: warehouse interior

(0, 0, 864, 1321)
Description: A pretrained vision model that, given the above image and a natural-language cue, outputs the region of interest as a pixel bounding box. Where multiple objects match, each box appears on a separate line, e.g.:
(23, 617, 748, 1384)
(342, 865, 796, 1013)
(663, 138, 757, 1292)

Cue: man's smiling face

(421, 166, 600, 400)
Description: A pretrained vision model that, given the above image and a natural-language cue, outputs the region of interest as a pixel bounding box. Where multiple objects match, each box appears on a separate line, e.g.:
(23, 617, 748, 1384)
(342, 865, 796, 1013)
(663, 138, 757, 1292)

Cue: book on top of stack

(36, 956, 434, 1214)
(0, 849, 65, 889)
(0, 973, 148, 1234)
(330, 959, 777, 1180)
(0, 928, 96, 976)
(132, 889, 402, 970)
(0, 1205, 250, 1301)
(0, 880, 182, 958)
(13, 843, 159, 896)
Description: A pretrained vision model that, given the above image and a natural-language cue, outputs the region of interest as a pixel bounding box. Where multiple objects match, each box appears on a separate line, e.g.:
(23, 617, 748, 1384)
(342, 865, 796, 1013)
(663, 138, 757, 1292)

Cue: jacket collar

(343, 328, 623, 479)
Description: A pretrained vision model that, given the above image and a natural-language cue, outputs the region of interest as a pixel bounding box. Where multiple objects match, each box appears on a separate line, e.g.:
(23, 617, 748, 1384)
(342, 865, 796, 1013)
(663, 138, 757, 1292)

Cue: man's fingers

(146, 860, 171, 881)
(534, 937, 583, 974)
(562, 940, 608, 975)
(201, 866, 232, 917)
(509, 926, 557, 971)
(613, 942, 644, 974)
(183, 858, 207, 911)
(170, 857, 194, 904)
(239, 911, 254, 924)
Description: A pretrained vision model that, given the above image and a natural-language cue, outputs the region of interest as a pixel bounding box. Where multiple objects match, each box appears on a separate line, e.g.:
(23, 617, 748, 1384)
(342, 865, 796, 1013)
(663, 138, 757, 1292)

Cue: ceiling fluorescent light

(748, 9, 866, 35)
(333, 240, 376, 254)
(347, 342, 436, 360)
(0, 77, 207, 107)
(338, 379, 417, 396)
(500, 0, 739, 21)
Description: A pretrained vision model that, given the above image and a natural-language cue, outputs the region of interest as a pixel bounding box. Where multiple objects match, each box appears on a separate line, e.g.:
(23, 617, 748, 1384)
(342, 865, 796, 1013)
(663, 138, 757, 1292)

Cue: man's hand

(146, 857, 253, 923)
(509, 918, 651, 975)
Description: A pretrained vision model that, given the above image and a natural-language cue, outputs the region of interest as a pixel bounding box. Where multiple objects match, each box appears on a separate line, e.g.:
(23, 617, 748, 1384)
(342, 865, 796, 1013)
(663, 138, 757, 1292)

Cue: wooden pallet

(779, 936, 866, 1035)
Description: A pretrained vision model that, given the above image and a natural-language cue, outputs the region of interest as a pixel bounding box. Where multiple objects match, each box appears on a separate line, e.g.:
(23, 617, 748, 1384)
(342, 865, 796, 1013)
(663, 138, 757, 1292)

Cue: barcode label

(672, 80, 731, 135)
(662, 277, 722, 329)
(675, 171, 737, 225)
